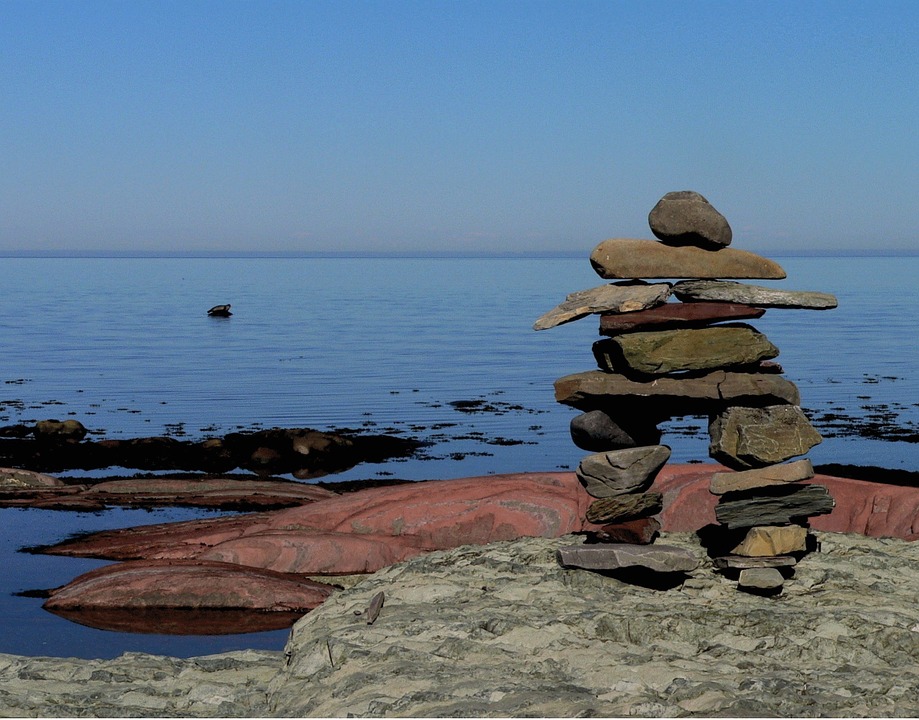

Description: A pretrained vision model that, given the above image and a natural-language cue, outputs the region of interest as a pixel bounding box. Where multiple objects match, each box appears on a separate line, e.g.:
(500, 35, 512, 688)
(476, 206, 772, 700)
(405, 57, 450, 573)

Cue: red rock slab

(43, 559, 337, 612)
(44, 606, 306, 635)
(651, 465, 919, 541)
(198, 530, 431, 574)
(599, 302, 765, 334)
(40, 473, 593, 565)
(81, 477, 337, 509)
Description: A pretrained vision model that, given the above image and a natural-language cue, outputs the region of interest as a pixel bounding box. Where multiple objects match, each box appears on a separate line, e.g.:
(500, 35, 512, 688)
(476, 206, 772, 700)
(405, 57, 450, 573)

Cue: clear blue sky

(2, 0, 917, 254)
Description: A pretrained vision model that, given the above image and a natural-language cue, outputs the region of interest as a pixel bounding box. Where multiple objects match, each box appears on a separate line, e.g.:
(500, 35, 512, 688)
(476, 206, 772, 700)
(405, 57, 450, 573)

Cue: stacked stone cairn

(536, 191, 838, 593)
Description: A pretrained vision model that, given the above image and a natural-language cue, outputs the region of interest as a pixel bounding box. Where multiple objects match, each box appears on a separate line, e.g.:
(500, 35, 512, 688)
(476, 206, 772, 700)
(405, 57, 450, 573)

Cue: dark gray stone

(673, 280, 838, 310)
(709, 405, 822, 470)
(648, 190, 733, 249)
(556, 543, 699, 573)
(569, 410, 661, 452)
(585, 491, 663, 524)
(714, 484, 835, 529)
(576, 445, 671, 498)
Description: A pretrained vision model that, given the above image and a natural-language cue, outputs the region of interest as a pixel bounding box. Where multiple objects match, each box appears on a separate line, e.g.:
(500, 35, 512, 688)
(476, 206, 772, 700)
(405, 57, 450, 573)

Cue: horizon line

(0, 248, 917, 260)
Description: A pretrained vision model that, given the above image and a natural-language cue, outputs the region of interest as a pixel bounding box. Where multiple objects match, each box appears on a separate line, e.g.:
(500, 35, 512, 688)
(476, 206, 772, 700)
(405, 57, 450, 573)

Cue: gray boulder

(709, 405, 822, 469)
(648, 190, 732, 249)
(576, 445, 671, 498)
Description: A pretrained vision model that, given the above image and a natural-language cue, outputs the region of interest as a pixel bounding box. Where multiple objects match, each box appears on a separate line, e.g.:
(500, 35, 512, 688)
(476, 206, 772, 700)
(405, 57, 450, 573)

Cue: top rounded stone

(649, 191, 732, 249)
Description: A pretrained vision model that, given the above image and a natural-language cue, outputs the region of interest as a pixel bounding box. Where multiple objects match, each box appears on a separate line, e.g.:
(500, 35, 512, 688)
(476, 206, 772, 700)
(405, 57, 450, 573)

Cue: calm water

(0, 254, 917, 658)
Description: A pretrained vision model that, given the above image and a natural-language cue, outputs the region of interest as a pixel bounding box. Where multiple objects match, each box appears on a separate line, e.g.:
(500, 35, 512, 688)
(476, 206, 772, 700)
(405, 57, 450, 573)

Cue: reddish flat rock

(599, 302, 765, 334)
(41, 473, 594, 566)
(44, 559, 337, 612)
(198, 530, 430, 574)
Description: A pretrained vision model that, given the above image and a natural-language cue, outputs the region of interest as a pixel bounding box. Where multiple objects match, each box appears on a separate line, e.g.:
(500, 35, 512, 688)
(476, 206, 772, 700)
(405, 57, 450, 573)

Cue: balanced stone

(589, 517, 661, 545)
(715, 484, 835, 529)
(556, 543, 698, 573)
(713, 554, 797, 570)
(731, 525, 808, 557)
(533, 283, 671, 331)
(576, 445, 671, 498)
(673, 280, 838, 310)
(569, 410, 661, 452)
(710, 459, 815, 495)
(593, 325, 779, 376)
(709, 405, 822, 469)
(599, 302, 765, 334)
(555, 370, 800, 412)
(737, 567, 785, 591)
(585, 492, 663, 524)
(648, 191, 733, 249)
(590, 239, 786, 280)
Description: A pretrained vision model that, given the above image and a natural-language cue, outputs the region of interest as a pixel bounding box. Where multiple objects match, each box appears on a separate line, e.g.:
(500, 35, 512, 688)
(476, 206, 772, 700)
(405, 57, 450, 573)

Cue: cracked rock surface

(6, 531, 919, 717)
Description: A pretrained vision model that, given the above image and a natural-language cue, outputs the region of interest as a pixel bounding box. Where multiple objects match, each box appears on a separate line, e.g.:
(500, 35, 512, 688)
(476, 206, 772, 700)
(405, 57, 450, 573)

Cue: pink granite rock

(44, 559, 337, 612)
(42, 473, 594, 566)
(197, 531, 430, 574)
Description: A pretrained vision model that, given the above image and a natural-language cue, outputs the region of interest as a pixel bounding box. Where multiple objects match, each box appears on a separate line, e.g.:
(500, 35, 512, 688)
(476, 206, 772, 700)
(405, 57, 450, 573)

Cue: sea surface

(1, 253, 917, 658)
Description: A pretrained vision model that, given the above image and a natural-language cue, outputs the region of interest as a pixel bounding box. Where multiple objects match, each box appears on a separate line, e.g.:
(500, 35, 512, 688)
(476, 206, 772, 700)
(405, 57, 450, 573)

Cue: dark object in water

(207, 304, 232, 317)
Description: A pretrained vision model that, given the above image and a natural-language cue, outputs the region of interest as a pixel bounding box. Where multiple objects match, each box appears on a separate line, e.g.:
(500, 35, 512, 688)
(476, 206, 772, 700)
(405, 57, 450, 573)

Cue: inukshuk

(537, 190, 838, 592)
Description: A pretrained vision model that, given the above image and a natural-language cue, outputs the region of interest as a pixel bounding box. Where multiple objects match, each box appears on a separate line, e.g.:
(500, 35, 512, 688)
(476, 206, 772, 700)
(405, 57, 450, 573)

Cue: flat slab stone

(555, 370, 800, 412)
(710, 459, 815, 495)
(738, 567, 785, 591)
(715, 484, 835, 529)
(533, 283, 670, 331)
(599, 302, 765, 334)
(585, 492, 663, 524)
(44, 559, 337, 612)
(590, 239, 786, 280)
(673, 280, 838, 309)
(731, 525, 808, 557)
(576, 445, 671, 498)
(593, 325, 778, 376)
(0, 467, 65, 487)
(709, 405, 822, 469)
(556, 543, 698, 573)
(713, 554, 797, 570)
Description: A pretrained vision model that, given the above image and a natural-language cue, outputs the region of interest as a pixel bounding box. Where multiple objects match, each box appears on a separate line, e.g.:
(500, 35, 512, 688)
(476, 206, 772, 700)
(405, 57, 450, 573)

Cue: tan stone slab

(738, 567, 785, 590)
(710, 459, 815, 495)
(589, 239, 786, 280)
(731, 525, 808, 557)
(533, 283, 670, 331)
(556, 543, 698, 573)
(554, 370, 800, 411)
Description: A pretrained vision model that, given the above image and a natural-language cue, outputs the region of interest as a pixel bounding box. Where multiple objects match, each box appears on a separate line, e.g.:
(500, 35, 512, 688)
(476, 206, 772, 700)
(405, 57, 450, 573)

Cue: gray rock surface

(576, 445, 670, 498)
(533, 282, 670, 330)
(10, 532, 919, 717)
(673, 279, 838, 309)
(648, 190, 733, 248)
